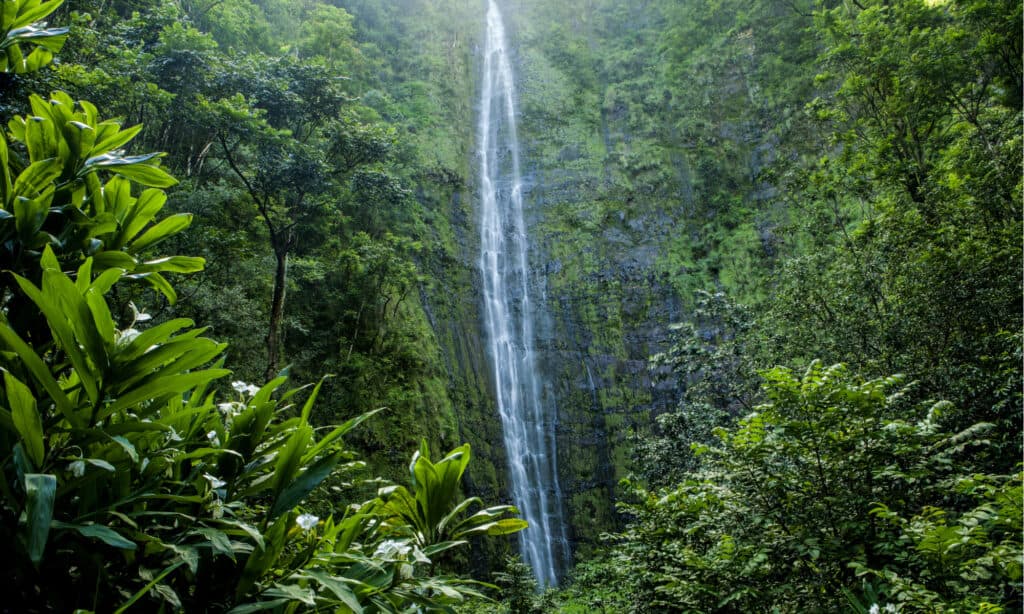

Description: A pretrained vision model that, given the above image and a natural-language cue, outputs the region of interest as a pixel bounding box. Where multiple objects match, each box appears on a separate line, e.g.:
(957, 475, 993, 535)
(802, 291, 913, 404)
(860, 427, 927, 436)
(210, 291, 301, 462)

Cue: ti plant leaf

(22, 473, 56, 566)
(5, 371, 44, 468)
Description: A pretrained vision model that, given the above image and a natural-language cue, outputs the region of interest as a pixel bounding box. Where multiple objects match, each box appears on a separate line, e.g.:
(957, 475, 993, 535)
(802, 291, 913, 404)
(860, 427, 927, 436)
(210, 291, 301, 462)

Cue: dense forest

(0, 0, 1020, 611)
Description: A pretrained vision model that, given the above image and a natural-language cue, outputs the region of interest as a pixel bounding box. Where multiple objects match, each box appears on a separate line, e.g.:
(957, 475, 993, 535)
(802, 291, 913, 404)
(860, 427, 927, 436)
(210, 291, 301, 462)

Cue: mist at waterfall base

(477, 0, 571, 589)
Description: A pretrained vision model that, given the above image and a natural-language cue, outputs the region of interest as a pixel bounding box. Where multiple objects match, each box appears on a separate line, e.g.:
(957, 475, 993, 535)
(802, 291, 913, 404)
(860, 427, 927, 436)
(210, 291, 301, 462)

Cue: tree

(641, 291, 760, 486)
(204, 56, 400, 380)
(759, 0, 1022, 469)
(612, 362, 1020, 612)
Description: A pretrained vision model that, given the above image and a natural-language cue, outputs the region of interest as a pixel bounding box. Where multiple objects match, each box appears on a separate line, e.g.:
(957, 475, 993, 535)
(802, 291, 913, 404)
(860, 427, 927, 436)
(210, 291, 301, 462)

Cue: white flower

(885, 605, 897, 613)
(206, 430, 220, 446)
(203, 473, 226, 489)
(296, 514, 319, 531)
(218, 402, 243, 417)
(373, 539, 412, 560)
(116, 328, 140, 347)
(412, 546, 431, 565)
(869, 605, 881, 614)
(231, 381, 261, 396)
(129, 302, 152, 323)
(68, 460, 86, 477)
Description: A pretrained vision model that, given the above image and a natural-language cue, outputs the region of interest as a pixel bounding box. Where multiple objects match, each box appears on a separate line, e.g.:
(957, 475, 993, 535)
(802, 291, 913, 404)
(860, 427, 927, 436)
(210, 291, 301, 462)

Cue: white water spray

(477, 0, 569, 587)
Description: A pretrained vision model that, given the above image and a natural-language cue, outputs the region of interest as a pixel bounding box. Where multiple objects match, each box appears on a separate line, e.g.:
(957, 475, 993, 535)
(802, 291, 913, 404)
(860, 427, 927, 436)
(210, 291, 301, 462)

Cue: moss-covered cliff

(342, 0, 823, 561)
(469, 0, 820, 555)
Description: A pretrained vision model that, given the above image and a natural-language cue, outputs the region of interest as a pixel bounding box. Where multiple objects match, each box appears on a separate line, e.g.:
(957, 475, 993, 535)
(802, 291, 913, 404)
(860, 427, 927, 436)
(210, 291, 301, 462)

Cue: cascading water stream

(477, 0, 569, 588)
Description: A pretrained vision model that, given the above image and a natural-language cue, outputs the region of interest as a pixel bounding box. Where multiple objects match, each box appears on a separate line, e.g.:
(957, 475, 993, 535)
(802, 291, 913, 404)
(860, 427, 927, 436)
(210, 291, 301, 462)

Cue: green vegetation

(1, 0, 1020, 610)
(0, 2, 521, 609)
(525, 0, 1021, 610)
(583, 364, 1020, 612)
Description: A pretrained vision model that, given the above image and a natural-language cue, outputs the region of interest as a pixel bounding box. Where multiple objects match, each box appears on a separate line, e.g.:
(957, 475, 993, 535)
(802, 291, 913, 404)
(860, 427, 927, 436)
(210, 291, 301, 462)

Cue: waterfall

(477, 0, 569, 588)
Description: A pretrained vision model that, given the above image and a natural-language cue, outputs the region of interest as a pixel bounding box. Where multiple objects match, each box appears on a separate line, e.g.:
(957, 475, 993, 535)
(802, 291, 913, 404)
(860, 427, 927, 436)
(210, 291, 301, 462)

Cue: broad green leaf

(194, 527, 236, 561)
(91, 250, 137, 270)
(226, 599, 291, 614)
(214, 517, 265, 550)
(112, 163, 177, 188)
(90, 123, 142, 157)
(116, 188, 165, 248)
(109, 435, 139, 463)
(84, 458, 115, 472)
(12, 157, 59, 198)
(78, 100, 97, 125)
(13, 195, 47, 239)
(18, 262, 106, 399)
(133, 271, 176, 303)
(74, 257, 93, 293)
(102, 175, 132, 217)
(236, 515, 288, 599)
(168, 543, 199, 573)
(300, 569, 364, 613)
(466, 518, 528, 537)
(52, 521, 137, 550)
(133, 256, 205, 274)
(61, 120, 95, 162)
(0, 325, 79, 427)
(116, 337, 226, 391)
(302, 407, 383, 463)
(299, 377, 328, 423)
(88, 267, 124, 295)
(268, 450, 342, 520)
(6, 371, 44, 467)
(270, 424, 312, 500)
(437, 496, 481, 537)
(23, 115, 55, 162)
(97, 369, 230, 420)
(23, 473, 56, 566)
(85, 290, 115, 349)
(81, 151, 161, 170)
(264, 584, 315, 606)
(0, 134, 11, 203)
(115, 318, 194, 361)
(10, 0, 65, 30)
(129, 213, 193, 253)
(421, 540, 467, 558)
(40, 244, 107, 350)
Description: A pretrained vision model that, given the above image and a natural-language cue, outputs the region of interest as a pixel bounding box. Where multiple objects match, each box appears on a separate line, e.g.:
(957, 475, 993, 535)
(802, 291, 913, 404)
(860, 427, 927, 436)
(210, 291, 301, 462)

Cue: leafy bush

(599, 362, 1021, 613)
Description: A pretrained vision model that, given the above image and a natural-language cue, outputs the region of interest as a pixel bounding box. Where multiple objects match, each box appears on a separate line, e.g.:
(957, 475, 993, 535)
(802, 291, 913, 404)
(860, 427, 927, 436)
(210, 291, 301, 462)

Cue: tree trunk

(265, 249, 288, 381)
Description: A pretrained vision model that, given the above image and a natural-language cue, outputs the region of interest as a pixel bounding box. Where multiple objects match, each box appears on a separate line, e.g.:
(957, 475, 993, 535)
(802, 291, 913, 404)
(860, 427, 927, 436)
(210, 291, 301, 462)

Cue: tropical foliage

(565, 364, 1021, 612)
(1, 0, 1020, 610)
(0, 5, 522, 609)
(538, 0, 1021, 611)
